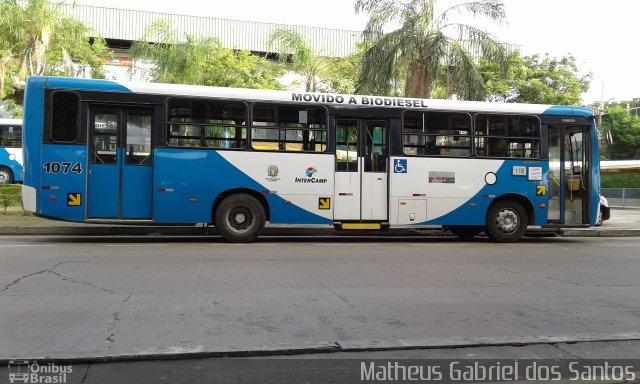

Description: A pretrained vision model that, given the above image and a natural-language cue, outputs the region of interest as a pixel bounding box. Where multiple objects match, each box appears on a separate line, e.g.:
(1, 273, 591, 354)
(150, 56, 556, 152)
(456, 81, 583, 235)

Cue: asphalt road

(1, 235, 639, 362)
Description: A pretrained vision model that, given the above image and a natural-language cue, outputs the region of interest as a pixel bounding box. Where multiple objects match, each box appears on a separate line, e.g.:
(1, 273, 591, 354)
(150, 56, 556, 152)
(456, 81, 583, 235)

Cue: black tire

(0, 167, 13, 184)
(596, 208, 604, 226)
(448, 226, 483, 240)
(214, 194, 265, 243)
(486, 200, 528, 243)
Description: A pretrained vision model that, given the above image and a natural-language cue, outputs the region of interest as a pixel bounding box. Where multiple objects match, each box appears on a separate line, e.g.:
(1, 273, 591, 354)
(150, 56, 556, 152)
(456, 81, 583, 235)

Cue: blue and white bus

(0, 118, 23, 184)
(21, 76, 600, 242)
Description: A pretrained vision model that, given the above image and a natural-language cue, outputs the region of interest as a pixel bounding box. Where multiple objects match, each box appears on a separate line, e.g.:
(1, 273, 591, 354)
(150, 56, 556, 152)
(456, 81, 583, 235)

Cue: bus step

(336, 222, 387, 230)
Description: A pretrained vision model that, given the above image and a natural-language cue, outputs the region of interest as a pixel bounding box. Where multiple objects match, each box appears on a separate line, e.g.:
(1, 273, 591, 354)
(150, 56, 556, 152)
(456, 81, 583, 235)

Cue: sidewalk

(1, 208, 639, 237)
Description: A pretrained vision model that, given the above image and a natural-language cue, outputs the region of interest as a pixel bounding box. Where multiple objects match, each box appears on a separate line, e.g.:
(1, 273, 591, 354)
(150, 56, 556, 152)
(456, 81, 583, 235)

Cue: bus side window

(51, 91, 79, 143)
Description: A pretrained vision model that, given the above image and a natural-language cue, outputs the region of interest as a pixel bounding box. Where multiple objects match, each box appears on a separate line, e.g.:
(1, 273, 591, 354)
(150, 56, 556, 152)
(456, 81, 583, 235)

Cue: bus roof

(31, 76, 595, 118)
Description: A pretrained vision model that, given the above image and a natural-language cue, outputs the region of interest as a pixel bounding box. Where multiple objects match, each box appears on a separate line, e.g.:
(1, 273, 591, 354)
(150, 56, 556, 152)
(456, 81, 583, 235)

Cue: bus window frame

(164, 96, 250, 151)
(47, 90, 81, 144)
(473, 113, 542, 160)
(250, 102, 329, 154)
(0, 122, 22, 148)
(401, 110, 473, 158)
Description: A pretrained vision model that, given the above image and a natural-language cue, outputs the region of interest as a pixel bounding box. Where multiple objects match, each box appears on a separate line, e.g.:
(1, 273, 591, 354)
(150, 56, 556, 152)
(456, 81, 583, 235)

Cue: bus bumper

(22, 184, 37, 213)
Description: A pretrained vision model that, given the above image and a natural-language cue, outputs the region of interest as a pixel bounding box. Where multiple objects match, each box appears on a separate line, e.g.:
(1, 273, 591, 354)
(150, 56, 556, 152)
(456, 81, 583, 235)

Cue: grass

(0, 205, 50, 225)
(601, 172, 640, 188)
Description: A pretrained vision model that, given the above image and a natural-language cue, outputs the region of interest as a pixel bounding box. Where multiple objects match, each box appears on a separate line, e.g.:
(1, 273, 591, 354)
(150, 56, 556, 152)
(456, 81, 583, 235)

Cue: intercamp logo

(295, 166, 327, 184)
(7, 360, 72, 383)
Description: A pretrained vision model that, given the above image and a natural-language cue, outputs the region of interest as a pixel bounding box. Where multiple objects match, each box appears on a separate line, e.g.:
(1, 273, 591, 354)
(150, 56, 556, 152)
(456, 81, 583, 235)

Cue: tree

(600, 106, 640, 160)
(0, 0, 109, 101)
(268, 27, 325, 92)
(268, 27, 365, 94)
(480, 53, 591, 105)
(131, 20, 284, 89)
(315, 43, 369, 94)
(355, 0, 509, 99)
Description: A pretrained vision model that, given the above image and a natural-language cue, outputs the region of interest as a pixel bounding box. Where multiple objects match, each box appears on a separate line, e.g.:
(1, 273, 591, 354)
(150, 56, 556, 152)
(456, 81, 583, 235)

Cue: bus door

(334, 118, 389, 221)
(87, 106, 153, 220)
(547, 125, 590, 225)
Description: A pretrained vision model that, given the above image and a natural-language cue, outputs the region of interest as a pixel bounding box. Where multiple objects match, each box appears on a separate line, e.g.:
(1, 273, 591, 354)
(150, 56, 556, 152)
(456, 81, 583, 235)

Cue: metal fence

(601, 188, 640, 208)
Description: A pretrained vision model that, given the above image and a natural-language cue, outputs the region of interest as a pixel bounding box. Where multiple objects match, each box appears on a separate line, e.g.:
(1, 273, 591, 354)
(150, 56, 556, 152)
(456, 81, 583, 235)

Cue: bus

(21, 76, 600, 242)
(0, 118, 23, 184)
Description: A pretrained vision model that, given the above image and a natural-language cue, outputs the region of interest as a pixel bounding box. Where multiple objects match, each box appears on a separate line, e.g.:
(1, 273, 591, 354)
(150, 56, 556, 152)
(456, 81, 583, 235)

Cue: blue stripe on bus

(543, 105, 593, 118)
(424, 160, 549, 226)
(44, 77, 132, 93)
(153, 149, 331, 224)
(589, 124, 601, 225)
(23, 77, 46, 196)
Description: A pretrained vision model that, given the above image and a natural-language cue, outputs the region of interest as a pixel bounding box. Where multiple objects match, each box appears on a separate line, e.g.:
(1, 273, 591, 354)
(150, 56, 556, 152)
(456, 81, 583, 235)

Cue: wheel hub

(228, 207, 253, 232)
(496, 209, 518, 234)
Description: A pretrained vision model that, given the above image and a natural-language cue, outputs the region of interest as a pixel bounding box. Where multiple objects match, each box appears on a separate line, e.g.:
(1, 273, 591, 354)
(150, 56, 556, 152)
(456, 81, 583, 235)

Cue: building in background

(58, 3, 361, 81)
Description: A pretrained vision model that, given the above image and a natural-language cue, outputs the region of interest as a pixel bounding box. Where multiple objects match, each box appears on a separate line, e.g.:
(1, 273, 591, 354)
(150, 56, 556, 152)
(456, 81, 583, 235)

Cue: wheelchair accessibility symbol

(394, 159, 407, 173)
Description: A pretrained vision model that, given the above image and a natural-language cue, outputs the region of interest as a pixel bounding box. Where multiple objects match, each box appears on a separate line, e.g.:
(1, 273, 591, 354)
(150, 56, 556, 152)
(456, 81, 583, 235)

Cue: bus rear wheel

(486, 200, 528, 243)
(215, 194, 265, 243)
(0, 167, 14, 184)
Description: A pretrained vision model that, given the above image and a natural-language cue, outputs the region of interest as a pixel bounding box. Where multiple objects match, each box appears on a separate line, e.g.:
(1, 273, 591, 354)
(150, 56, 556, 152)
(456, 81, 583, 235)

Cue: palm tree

(268, 27, 325, 92)
(131, 20, 284, 89)
(0, 0, 109, 100)
(131, 19, 218, 84)
(355, 0, 509, 100)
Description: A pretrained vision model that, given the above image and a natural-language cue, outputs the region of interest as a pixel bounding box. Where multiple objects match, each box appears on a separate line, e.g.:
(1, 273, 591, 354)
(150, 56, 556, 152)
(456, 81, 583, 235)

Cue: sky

(72, 0, 639, 105)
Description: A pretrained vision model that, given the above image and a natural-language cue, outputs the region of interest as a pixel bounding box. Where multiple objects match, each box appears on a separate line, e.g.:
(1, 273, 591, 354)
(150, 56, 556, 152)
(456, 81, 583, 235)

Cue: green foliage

(268, 27, 364, 94)
(481, 53, 591, 105)
(355, 0, 509, 99)
(0, 0, 110, 102)
(132, 20, 284, 89)
(207, 49, 284, 90)
(0, 184, 21, 212)
(599, 106, 640, 160)
(601, 172, 640, 188)
(315, 45, 367, 94)
(268, 27, 326, 92)
(600, 98, 640, 112)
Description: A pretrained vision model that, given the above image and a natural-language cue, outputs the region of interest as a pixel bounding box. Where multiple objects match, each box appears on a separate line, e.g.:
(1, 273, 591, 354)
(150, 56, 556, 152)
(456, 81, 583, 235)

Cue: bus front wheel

(215, 194, 265, 243)
(486, 200, 528, 243)
(0, 167, 14, 184)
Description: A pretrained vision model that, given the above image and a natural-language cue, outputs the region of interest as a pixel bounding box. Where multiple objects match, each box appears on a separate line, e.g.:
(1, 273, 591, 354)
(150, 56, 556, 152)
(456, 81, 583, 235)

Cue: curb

(0, 225, 638, 237)
(3, 335, 640, 364)
(560, 228, 640, 237)
(0, 225, 446, 237)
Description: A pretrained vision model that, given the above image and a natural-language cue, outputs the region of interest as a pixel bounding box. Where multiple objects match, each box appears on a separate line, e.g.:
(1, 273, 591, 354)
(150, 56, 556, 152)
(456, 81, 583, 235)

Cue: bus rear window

(51, 91, 79, 142)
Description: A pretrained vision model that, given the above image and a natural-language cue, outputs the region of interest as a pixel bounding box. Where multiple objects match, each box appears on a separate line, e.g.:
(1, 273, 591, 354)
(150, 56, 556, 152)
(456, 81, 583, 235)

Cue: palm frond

(436, 0, 505, 26)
